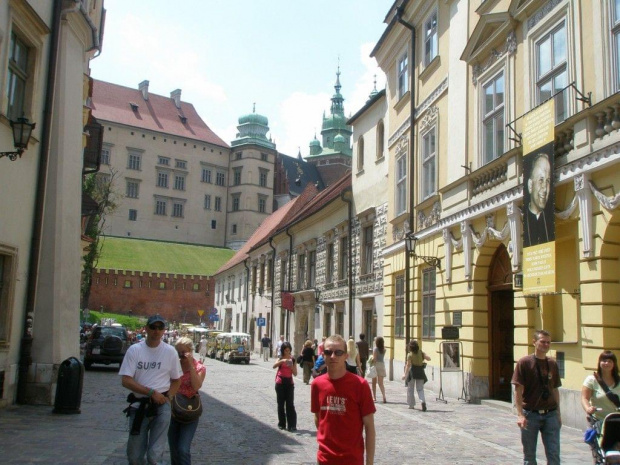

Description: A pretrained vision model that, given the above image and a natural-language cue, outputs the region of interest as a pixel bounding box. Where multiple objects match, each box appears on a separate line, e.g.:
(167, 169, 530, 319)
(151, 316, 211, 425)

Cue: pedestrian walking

(119, 314, 182, 465)
(276, 335, 285, 358)
(301, 339, 316, 384)
(273, 341, 298, 432)
(197, 335, 207, 363)
(261, 333, 272, 361)
(512, 329, 562, 465)
(357, 333, 369, 376)
(317, 336, 326, 356)
(402, 340, 431, 411)
(311, 334, 376, 465)
(168, 337, 206, 465)
(372, 336, 387, 403)
(346, 335, 362, 375)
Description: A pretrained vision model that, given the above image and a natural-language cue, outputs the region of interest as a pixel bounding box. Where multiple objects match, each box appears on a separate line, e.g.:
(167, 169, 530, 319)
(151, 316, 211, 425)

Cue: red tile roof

(91, 79, 229, 148)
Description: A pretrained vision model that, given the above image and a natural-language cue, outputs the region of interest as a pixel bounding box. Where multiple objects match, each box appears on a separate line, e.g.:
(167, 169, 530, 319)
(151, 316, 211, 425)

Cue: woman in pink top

(273, 341, 298, 431)
(168, 337, 206, 465)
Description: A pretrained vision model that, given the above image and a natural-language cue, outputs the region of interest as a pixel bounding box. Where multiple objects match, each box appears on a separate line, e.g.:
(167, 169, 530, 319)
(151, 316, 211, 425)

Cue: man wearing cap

(120, 314, 182, 465)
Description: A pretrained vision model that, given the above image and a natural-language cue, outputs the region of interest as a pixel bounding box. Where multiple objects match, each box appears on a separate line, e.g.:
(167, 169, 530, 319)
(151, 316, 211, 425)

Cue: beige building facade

(372, 0, 620, 429)
(0, 0, 105, 405)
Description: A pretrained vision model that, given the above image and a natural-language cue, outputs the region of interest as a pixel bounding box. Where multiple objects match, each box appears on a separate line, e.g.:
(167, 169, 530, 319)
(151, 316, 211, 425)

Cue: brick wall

(88, 268, 214, 325)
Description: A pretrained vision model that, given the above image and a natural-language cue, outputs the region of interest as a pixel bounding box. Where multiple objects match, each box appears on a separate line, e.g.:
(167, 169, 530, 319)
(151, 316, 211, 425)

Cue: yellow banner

(523, 99, 556, 294)
(197, 309, 204, 317)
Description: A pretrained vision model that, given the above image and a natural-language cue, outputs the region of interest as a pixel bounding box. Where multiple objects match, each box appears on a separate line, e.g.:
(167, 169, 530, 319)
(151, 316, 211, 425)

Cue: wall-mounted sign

(453, 311, 462, 327)
(442, 326, 459, 340)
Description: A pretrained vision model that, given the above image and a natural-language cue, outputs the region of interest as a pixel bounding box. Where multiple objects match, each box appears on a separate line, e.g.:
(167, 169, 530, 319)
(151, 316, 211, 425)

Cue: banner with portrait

(522, 99, 556, 294)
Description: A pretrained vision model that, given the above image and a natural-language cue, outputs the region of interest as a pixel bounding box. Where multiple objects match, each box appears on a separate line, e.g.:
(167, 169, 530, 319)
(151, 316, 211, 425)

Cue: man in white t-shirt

(276, 335, 285, 358)
(120, 314, 182, 465)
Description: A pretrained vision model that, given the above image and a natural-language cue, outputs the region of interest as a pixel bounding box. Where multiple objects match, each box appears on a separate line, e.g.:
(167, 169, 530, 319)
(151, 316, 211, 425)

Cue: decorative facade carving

(527, 0, 563, 31)
(417, 201, 442, 231)
(420, 106, 439, 133)
(472, 31, 517, 86)
(392, 219, 410, 242)
(415, 77, 448, 119)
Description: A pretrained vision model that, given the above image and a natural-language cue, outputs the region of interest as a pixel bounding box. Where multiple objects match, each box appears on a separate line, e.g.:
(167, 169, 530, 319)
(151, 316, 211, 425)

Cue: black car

(84, 325, 130, 369)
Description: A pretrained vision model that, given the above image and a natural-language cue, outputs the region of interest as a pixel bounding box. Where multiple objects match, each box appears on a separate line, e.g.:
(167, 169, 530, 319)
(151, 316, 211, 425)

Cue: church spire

(330, 61, 345, 117)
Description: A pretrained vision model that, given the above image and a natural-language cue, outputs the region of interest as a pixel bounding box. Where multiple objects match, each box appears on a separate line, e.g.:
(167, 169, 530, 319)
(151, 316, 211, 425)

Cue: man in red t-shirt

(311, 334, 376, 465)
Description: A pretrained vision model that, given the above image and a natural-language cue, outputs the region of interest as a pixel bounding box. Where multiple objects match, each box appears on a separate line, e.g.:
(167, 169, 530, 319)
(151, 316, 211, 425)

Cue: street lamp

(1, 117, 36, 161)
(405, 233, 441, 269)
(314, 288, 321, 302)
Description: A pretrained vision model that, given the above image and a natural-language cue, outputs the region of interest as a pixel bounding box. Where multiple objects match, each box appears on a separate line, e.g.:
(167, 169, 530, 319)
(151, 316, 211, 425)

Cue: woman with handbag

(168, 337, 206, 465)
(372, 336, 387, 403)
(273, 341, 298, 431)
(402, 340, 431, 411)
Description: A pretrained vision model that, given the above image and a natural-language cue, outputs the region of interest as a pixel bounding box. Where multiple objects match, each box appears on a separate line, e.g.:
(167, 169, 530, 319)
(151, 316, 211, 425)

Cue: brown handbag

(171, 393, 203, 423)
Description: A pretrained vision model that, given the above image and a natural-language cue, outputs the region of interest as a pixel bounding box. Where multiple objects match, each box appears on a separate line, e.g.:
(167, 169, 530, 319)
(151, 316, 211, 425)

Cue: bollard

(53, 356, 84, 414)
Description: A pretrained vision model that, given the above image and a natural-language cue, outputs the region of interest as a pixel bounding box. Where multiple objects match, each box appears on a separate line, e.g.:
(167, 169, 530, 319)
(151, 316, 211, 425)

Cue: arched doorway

(487, 244, 514, 402)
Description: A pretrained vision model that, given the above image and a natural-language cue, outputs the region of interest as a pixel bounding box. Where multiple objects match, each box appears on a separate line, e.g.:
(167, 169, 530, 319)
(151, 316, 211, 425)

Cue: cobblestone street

(0, 353, 592, 464)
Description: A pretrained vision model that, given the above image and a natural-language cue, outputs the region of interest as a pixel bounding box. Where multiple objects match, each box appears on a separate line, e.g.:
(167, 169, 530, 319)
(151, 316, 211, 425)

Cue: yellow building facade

(373, 0, 620, 428)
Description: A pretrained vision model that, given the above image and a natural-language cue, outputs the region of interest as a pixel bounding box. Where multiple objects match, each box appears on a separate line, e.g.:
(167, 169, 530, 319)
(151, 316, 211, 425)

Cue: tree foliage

(81, 169, 120, 309)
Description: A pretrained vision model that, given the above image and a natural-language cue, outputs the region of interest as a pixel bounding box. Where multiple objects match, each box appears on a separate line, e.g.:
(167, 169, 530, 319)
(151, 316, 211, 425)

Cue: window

(422, 268, 436, 339)
(357, 136, 364, 171)
(422, 127, 436, 199)
(124, 280, 132, 288)
(215, 196, 222, 211)
(233, 168, 242, 186)
(376, 121, 385, 159)
(6, 33, 29, 120)
(395, 152, 407, 215)
(193, 283, 200, 291)
(211, 220, 217, 229)
(398, 53, 409, 99)
(363, 226, 373, 274)
(267, 259, 273, 288)
(235, 152, 242, 160)
(424, 10, 438, 66)
(201, 168, 212, 183)
(155, 200, 167, 215)
(232, 224, 237, 234)
(280, 258, 288, 291)
(261, 152, 268, 161)
(216, 172, 226, 186)
(232, 194, 240, 211)
(259, 169, 268, 187)
(536, 22, 568, 123)
(326, 243, 334, 283)
(127, 152, 141, 170)
(101, 147, 111, 165)
(613, 0, 620, 91)
(339, 236, 348, 280)
(335, 308, 344, 337)
(258, 195, 267, 213)
(157, 172, 169, 188)
(308, 250, 316, 288)
(175, 159, 187, 169)
(172, 202, 184, 218)
(158, 156, 170, 166)
(482, 72, 505, 163)
(297, 254, 306, 289)
(159, 282, 166, 290)
(204, 195, 211, 210)
(128, 209, 137, 221)
(174, 175, 185, 191)
(395, 275, 405, 338)
(126, 180, 139, 198)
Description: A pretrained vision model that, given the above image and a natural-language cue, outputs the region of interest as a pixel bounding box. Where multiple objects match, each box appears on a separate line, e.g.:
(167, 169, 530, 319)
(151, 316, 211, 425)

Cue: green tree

(81, 169, 120, 309)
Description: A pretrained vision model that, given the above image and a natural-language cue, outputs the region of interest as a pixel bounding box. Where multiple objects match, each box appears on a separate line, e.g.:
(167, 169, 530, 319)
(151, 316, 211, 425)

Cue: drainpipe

(63, 0, 103, 55)
(340, 187, 353, 336)
(396, 5, 416, 349)
(285, 229, 294, 341)
(269, 238, 277, 355)
(243, 259, 250, 336)
(17, 0, 62, 405)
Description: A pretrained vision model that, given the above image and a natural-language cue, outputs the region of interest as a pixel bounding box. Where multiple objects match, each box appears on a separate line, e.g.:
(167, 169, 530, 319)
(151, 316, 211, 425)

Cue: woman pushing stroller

(581, 350, 620, 464)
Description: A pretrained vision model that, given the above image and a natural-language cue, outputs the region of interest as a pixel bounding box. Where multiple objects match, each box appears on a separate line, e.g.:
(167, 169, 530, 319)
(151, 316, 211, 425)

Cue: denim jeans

(127, 402, 171, 465)
(275, 382, 296, 429)
(168, 417, 199, 465)
(520, 409, 561, 465)
(407, 378, 425, 407)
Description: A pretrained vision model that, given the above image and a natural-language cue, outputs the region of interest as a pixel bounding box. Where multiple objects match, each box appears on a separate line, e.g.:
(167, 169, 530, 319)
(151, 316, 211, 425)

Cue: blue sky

(90, 0, 392, 157)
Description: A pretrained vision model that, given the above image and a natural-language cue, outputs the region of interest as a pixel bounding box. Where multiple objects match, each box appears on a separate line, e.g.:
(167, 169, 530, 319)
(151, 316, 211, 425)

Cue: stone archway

(487, 244, 514, 402)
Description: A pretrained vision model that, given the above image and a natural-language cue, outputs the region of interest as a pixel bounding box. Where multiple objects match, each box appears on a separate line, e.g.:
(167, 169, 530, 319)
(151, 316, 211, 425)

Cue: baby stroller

(589, 412, 620, 464)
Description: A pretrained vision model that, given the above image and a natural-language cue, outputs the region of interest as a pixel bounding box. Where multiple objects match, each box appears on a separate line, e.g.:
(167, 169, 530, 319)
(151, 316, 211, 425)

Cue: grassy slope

(96, 236, 235, 276)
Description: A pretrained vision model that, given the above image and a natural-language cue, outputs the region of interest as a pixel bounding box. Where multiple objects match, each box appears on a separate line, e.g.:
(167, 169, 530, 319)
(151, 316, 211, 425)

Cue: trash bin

(53, 356, 84, 414)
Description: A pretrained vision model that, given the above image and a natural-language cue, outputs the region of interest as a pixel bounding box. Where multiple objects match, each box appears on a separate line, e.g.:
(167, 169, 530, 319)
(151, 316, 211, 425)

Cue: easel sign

(442, 342, 460, 372)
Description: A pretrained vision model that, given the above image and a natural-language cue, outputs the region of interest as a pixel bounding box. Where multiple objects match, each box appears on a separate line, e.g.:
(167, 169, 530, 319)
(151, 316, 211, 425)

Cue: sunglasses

(149, 324, 165, 330)
(323, 349, 345, 357)
(178, 352, 187, 359)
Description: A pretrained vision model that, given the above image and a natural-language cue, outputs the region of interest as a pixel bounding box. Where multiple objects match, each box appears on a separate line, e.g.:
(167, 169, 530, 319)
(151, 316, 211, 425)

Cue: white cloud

(275, 92, 331, 157)
(348, 42, 385, 116)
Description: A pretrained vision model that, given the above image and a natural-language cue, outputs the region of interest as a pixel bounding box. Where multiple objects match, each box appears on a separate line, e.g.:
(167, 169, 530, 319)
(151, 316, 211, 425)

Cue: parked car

(84, 325, 130, 369)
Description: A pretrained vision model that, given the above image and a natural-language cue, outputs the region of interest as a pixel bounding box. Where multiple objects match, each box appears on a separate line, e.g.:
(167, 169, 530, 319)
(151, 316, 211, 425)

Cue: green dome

(238, 112, 268, 126)
(334, 133, 345, 143)
(310, 138, 321, 147)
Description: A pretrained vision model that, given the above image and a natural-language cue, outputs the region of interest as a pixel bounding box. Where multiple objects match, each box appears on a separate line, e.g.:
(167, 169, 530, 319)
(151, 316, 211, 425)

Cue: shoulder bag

(593, 372, 620, 408)
(171, 393, 203, 423)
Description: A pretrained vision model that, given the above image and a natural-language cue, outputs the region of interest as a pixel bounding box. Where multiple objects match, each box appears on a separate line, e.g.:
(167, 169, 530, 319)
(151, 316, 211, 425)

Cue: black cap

(147, 314, 166, 326)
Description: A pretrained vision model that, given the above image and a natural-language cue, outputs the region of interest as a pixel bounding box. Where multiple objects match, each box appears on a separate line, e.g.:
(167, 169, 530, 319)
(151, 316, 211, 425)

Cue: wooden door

(490, 290, 514, 401)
